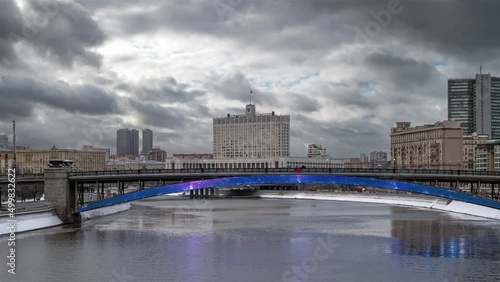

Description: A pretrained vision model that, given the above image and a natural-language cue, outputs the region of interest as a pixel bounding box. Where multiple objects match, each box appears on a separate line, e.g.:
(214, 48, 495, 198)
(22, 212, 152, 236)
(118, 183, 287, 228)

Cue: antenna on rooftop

(249, 88, 253, 105)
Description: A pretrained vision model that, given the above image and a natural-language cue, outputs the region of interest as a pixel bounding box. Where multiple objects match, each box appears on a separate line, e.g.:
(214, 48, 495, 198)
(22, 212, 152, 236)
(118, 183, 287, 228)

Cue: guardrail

(0, 173, 44, 179)
(68, 168, 500, 177)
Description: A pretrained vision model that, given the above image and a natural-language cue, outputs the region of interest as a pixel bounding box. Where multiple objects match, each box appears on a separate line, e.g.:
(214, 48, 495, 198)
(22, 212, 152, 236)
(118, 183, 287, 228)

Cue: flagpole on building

(13, 120, 16, 173)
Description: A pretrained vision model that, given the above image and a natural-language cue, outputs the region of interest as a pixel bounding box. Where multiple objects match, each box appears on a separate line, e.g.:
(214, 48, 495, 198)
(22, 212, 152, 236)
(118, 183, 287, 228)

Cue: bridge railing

(68, 168, 500, 177)
(0, 173, 45, 179)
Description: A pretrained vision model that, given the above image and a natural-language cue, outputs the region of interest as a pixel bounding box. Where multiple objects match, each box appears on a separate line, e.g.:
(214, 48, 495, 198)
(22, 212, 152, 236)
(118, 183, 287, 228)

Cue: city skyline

(1, 1, 500, 157)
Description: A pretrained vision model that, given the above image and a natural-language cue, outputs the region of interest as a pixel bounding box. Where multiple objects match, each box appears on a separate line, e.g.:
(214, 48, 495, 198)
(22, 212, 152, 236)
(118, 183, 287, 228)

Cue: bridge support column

(44, 168, 80, 224)
(190, 190, 194, 199)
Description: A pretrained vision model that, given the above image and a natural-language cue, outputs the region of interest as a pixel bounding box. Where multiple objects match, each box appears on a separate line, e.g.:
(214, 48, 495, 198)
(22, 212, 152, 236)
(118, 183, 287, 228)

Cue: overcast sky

(1, 0, 499, 157)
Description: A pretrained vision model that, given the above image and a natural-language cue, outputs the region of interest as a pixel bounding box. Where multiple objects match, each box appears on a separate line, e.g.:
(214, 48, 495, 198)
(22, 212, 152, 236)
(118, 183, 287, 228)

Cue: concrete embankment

(260, 191, 500, 220)
(80, 203, 131, 220)
(0, 204, 63, 235)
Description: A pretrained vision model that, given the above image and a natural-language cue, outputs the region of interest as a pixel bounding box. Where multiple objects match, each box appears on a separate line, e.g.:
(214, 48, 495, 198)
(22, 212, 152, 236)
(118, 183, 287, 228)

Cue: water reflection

(389, 207, 500, 260)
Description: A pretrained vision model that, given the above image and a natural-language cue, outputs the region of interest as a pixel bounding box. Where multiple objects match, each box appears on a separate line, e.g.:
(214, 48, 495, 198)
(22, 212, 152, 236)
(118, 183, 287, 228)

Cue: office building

(117, 128, 140, 156)
(390, 121, 463, 170)
(142, 129, 153, 155)
(131, 129, 139, 156)
(307, 144, 328, 158)
(83, 145, 111, 160)
(213, 104, 290, 159)
(448, 73, 500, 139)
(462, 133, 489, 170)
(475, 140, 500, 171)
(117, 129, 130, 156)
(369, 151, 389, 168)
(147, 147, 167, 162)
(0, 132, 7, 148)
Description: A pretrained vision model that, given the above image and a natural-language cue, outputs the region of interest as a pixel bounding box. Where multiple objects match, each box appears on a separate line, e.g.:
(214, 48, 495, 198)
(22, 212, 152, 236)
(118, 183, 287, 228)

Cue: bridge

(1, 168, 500, 223)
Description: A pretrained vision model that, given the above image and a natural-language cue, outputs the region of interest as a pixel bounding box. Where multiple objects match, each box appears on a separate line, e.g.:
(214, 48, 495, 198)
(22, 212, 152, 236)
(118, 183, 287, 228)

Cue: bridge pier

(44, 168, 80, 224)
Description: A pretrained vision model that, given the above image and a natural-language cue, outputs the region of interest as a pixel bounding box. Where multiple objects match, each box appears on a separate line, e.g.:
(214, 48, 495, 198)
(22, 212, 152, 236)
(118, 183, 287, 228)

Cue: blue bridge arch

(76, 174, 500, 212)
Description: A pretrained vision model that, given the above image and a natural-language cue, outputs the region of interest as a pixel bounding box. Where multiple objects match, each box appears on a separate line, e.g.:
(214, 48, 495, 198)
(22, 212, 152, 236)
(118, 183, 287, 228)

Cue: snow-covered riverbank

(260, 192, 500, 220)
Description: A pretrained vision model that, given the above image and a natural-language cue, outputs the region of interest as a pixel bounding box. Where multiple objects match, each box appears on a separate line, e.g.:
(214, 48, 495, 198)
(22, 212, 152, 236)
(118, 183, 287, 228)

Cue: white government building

(107, 103, 346, 170)
(213, 104, 290, 159)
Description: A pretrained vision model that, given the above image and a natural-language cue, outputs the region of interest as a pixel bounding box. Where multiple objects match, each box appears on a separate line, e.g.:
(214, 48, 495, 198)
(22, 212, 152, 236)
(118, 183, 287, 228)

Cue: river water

(1, 197, 499, 282)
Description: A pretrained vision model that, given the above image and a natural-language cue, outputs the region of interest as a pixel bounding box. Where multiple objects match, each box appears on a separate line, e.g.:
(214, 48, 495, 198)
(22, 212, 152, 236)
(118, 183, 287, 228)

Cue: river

(1, 197, 499, 281)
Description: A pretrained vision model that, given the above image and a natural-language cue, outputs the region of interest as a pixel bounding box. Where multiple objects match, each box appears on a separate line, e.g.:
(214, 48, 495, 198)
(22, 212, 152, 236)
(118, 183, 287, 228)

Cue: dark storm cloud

(285, 93, 321, 113)
(134, 76, 206, 103)
(3, 0, 106, 68)
(0, 72, 121, 118)
(203, 71, 278, 106)
(365, 51, 445, 92)
(390, 0, 500, 64)
(0, 0, 22, 65)
(128, 99, 191, 129)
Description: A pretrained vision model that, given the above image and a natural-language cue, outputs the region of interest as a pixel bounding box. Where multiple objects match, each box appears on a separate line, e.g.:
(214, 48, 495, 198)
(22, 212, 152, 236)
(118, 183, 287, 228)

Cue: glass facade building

(448, 74, 500, 139)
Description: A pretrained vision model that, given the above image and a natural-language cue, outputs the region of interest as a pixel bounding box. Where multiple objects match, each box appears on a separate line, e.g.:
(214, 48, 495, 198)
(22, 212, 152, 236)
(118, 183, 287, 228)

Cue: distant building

(173, 153, 214, 159)
(166, 156, 344, 170)
(462, 133, 489, 170)
(360, 153, 369, 163)
(147, 147, 166, 162)
(131, 129, 139, 156)
(142, 129, 153, 156)
(448, 73, 500, 139)
(369, 151, 388, 168)
(117, 128, 140, 156)
(0, 146, 106, 174)
(106, 160, 166, 170)
(390, 121, 463, 170)
(307, 144, 328, 158)
(83, 145, 111, 160)
(475, 140, 500, 171)
(0, 132, 8, 148)
(213, 104, 290, 159)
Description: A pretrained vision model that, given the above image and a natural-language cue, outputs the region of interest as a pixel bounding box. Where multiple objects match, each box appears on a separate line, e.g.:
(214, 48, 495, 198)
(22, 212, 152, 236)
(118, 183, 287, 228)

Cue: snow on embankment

(261, 192, 500, 220)
(0, 211, 63, 235)
(80, 203, 131, 220)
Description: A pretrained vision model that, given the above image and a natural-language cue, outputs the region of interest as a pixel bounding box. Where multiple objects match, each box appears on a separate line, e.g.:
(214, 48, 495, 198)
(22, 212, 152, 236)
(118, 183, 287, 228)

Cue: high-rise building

(142, 129, 153, 155)
(117, 128, 139, 156)
(131, 129, 139, 156)
(390, 121, 463, 170)
(116, 129, 130, 156)
(448, 73, 500, 139)
(307, 144, 328, 158)
(213, 104, 290, 159)
(0, 132, 8, 147)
